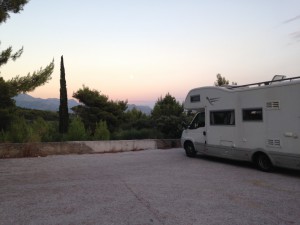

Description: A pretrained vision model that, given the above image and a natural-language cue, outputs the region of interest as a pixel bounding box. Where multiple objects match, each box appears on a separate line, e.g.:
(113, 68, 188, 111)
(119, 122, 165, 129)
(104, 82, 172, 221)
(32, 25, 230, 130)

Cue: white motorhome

(181, 75, 300, 171)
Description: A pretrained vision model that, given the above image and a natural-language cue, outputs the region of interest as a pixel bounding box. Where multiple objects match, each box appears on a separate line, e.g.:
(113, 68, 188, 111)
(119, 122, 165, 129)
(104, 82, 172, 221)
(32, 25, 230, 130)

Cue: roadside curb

(0, 139, 181, 158)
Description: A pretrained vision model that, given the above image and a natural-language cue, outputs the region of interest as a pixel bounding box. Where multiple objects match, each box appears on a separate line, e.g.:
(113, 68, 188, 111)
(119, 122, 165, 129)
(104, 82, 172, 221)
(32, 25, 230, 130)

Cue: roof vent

(271, 75, 286, 82)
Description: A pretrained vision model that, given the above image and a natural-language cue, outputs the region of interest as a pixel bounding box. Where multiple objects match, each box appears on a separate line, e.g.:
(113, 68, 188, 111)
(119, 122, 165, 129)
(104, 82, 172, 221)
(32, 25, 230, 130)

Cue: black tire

(184, 142, 197, 157)
(255, 153, 273, 172)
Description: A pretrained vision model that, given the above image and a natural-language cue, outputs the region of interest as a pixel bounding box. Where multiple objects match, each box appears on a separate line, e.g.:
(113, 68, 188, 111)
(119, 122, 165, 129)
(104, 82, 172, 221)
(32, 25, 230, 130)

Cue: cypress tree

(59, 55, 69, 133)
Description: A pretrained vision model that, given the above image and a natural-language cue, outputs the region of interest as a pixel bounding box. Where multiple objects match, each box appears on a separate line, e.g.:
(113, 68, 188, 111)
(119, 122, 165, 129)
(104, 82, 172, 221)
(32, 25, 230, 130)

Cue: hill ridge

(14, 94, 152, 115)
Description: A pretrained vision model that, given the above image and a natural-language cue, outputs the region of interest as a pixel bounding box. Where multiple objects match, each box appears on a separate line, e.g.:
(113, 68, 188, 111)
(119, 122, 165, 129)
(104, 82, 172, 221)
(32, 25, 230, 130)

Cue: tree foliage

(0, 108, 14, 132)
(112, 107, 159, 140)
(113, 128, 161, 140)
(94, 121, 110, 140)
(151, 93, 185, 138)
(122, 108, 152, 130)
(59, 56, 69, 133)
(214, 73, 229, 86)
(1, 92, 190, 142)
(0, 0, 54, 96)
(6, 116, 32, 143)
(0, 44, 23, 67)
(0, 0, 54, 132)
(0, 111, 61, 143)
(15, 107, 58, 122)
(67, 117, 87, 141)
(0, 0, 29, 24)
(72, 86, 127, 133)
(0, 0, 27, 68)
(5, 60, 54, 96)
(30, 117, 50, 142)
(0, 77, 15, 131)
(0, 76, 14, 108)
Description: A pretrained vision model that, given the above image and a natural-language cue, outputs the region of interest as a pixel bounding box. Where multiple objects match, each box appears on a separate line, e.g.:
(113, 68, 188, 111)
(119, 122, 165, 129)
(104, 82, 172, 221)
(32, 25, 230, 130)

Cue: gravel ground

(0, 148, 299, 225)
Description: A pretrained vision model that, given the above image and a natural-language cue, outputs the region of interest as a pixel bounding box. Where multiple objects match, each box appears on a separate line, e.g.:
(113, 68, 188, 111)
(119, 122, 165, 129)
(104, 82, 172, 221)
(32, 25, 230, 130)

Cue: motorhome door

(187, 110, 207, 153)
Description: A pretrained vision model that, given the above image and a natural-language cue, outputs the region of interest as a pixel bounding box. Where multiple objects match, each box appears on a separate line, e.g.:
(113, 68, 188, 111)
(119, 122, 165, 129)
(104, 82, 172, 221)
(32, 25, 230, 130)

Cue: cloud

(290, 31, 300, 42)
(282, 14, 300, 43)
(283, 15, 300, 24)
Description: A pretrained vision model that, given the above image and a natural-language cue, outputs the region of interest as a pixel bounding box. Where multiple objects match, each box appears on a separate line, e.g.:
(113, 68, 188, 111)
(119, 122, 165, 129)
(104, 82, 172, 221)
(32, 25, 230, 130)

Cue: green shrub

(30, 117, 49, 142)
(94, 121, 110, 140)
(67, 117, 87, 141)
(7, 116, 32, 143)
(45, 121, 61, 142)
(0, 129, 8, 142)
(113, 128, 163, 140)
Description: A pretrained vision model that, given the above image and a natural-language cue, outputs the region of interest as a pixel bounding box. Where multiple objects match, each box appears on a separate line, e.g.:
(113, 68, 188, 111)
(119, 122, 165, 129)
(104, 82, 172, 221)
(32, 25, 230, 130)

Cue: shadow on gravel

(273, 167, 300, 178)
(191, 154, 300, 177)
(195, 155, 254, 169)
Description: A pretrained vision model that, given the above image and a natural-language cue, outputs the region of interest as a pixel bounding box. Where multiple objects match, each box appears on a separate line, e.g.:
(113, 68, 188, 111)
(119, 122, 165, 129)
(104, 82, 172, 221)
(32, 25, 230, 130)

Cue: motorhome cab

(181, 75, 300, 171)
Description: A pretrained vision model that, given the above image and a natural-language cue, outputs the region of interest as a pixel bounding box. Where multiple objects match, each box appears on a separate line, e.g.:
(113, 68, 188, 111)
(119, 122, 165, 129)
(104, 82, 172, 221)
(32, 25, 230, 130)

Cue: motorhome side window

(242, 108, 263, 121)
(189, 112, 205, 129)
(210, 110, 235, 125)
(190, 95, 200, 102)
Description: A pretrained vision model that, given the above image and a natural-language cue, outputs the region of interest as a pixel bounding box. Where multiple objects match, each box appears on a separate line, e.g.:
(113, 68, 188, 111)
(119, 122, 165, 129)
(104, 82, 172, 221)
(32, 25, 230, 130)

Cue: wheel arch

(251, 150, 274, 164)
(251, 150, 275, 172)
(183, 139, 195, 149)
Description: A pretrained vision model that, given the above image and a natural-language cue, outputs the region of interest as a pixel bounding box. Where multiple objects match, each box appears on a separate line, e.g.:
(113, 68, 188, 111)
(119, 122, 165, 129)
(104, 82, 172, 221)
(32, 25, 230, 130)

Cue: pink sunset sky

(1, 0, 300, 107)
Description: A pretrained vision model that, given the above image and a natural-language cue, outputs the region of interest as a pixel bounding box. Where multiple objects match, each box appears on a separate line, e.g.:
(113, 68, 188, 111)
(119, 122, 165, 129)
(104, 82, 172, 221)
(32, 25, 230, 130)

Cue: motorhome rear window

(190, 95, 200, 102)
(242, 108, 263, 121)
(210, 110, 235, 125)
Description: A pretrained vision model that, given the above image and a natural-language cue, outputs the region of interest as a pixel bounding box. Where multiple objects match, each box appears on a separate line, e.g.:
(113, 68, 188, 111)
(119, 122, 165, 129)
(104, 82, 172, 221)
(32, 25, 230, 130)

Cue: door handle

(203, 131, 206, 136)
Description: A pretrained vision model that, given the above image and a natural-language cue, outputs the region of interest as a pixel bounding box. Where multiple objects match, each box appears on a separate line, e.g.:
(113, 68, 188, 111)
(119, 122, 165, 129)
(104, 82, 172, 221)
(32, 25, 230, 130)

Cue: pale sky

(1, 0, 300, 107)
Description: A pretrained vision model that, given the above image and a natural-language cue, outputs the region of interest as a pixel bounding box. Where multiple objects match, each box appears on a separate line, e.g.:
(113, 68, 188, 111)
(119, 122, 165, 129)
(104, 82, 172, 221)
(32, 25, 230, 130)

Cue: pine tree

(59, 56, 69, 134)
(214, 74, 229, 86)
(0, 1, 54, 132)
(151, 93, 184, 138)
(0, 0, 54, 97)
(0, 77, 15, 131)
(0, 0, 29, 23)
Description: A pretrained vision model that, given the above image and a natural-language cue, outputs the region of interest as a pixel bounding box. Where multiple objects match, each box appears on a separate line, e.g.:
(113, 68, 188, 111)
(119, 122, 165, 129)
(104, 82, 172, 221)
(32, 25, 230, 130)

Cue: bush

(113, 128, 163, 140)
(67, 117, 87, 141)
(94, 121, 110, 140)
(0, 108, 15, 132)
(0, 129, 8, 142)
(0, 116, 62, 143)
(7, 116, 33, 143)
(45, 121, 61, 142)
(30, 117, 49, 142)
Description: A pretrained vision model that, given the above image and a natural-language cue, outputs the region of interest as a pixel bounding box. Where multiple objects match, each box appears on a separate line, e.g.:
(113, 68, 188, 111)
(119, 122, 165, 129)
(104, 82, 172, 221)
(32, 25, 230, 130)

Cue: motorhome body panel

(181, 79, 300, 170)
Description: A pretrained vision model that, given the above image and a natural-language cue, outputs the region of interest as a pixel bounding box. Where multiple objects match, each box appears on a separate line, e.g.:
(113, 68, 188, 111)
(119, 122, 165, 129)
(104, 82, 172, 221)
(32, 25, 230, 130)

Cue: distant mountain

(14, 94, 152, 115)
(14, 94, 80, 112)
(127, 104, 152, 115)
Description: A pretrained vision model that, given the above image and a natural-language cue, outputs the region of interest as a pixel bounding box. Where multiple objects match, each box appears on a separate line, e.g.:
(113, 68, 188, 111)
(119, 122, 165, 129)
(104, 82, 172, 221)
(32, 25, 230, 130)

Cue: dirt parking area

(0, 148, 299, 225)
